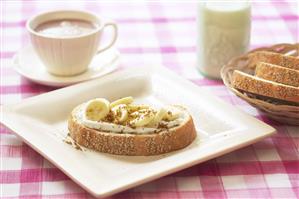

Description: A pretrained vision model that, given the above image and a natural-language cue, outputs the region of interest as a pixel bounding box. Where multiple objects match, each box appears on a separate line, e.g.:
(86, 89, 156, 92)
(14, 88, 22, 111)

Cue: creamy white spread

(75, 105, 188, 134)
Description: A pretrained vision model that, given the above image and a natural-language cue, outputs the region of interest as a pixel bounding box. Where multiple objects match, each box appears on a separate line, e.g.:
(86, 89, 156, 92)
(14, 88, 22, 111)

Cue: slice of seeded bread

(232, 70, 299, 103)
(248, 51, 299, 70)
(68, 105, 197, 156)
(255, 62, 299, 87)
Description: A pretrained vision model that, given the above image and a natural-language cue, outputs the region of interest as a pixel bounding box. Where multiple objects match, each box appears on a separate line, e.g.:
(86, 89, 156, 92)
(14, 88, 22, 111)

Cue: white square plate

(1, 66, 276, 198)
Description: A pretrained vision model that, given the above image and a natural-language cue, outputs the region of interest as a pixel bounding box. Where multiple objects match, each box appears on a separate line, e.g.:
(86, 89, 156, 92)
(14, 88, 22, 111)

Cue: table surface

(1, 1, 298, 198)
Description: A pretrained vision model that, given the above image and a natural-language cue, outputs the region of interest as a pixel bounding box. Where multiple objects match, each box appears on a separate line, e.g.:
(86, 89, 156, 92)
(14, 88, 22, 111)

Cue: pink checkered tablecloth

(1, 1, 299, 198)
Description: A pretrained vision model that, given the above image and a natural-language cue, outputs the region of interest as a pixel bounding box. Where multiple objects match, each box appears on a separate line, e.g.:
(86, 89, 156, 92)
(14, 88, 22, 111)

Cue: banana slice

(130, 108, 152, 116)
(110, 96, 134, 108)
(112, 104, 128, 123)
(127, 104, 150, 112)
(148, 108, 167, 126)
(130, 110, 155, 127)
(163, 109, 180, 121)
(85, 98, 110, 121)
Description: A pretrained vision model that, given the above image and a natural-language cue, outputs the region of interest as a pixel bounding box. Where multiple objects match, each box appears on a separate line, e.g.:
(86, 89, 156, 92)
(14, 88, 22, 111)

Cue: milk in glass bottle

(197, 1, 251, 79)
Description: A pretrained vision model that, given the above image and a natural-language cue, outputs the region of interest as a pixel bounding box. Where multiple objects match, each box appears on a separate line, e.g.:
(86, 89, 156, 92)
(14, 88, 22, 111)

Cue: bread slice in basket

(255, 62, 299, 87)
(68, 98, 197, 156)
(248, 51, 299, 70)
(232, 70, 299, 103)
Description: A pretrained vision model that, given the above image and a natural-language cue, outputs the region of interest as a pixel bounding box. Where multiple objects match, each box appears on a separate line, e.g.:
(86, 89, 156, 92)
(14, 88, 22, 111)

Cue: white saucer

(12, 45, 120, 87)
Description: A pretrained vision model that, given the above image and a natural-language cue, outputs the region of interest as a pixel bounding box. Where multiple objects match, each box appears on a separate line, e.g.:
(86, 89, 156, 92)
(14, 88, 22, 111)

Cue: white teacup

(26, 10, 118, 76)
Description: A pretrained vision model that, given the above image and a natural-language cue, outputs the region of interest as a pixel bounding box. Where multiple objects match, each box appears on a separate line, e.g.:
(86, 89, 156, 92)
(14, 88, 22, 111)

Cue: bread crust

(255, 62, 299, 87)
(248, 51, 299, 70)
(232, 70, 299, 103)
(68, 106, 197, 156)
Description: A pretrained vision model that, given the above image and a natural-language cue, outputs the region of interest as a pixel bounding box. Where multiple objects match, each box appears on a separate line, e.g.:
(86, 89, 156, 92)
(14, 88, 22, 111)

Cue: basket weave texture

(221, 43, 299, 125)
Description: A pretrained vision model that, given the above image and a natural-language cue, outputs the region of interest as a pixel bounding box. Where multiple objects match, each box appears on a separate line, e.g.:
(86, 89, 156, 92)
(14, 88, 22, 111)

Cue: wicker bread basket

(221, 43, 299, 125)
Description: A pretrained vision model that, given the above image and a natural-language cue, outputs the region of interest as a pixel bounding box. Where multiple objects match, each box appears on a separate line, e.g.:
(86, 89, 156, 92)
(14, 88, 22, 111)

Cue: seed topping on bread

(77, 97, 187, 134)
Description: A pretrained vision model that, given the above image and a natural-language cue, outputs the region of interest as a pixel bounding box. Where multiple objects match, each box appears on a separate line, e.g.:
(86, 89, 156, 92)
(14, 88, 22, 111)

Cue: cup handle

(96, 20, 118, 54)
